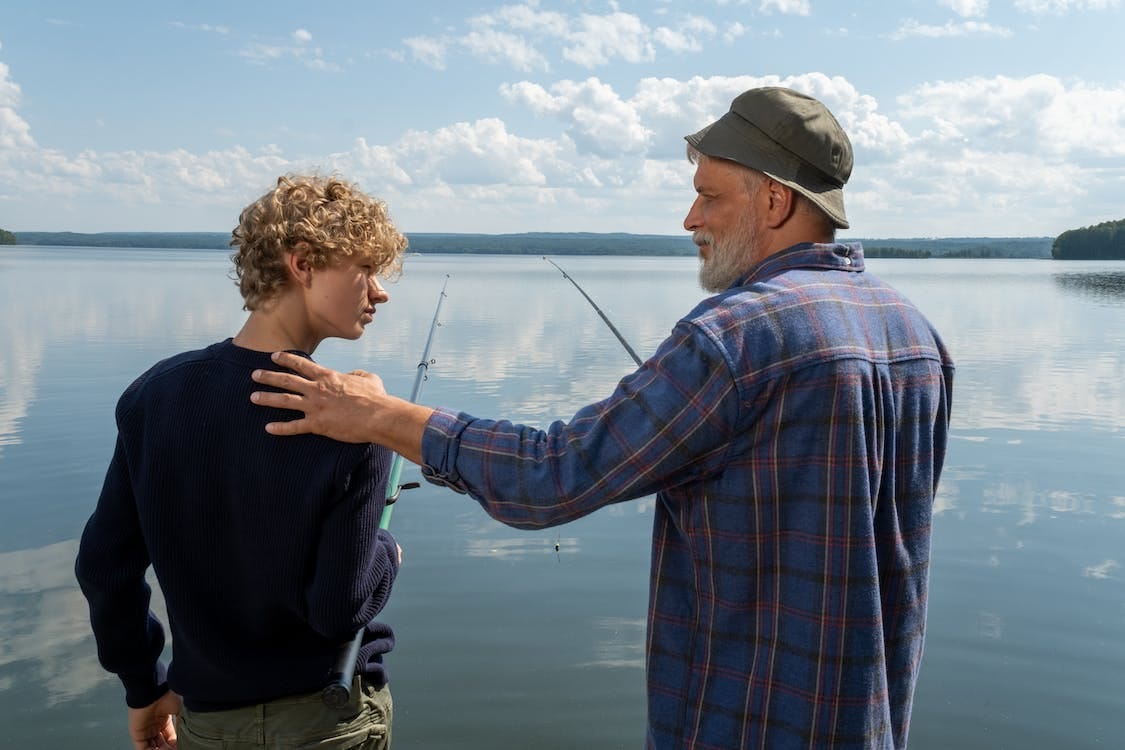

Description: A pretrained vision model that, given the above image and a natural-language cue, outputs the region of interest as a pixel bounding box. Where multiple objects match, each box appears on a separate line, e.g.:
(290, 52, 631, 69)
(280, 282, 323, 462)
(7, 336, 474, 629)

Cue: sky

(0, 0, 1123, 239)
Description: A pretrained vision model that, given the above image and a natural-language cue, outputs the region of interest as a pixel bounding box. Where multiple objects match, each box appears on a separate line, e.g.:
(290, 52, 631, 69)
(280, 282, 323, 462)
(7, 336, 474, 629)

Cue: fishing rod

(322, 274, 450, 709)
(543, 257, 643, 367)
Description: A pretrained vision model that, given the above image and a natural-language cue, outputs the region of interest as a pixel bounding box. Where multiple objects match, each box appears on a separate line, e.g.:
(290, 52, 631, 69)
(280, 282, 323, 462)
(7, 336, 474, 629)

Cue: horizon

(6, 227, 1062, 239)
(7, 229, 1060, 242)
(2, 2, 1124, 237)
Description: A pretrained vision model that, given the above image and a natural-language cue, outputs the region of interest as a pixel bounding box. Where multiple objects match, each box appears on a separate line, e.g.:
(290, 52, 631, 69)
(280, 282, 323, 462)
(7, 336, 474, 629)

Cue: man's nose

(684, 197, 702, 232)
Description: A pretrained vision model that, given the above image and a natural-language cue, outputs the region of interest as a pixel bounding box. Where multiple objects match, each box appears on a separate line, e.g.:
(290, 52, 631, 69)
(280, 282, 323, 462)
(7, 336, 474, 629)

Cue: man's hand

(128, 690, 181, 750)
(251, 351, 434, 463)
(250, 352, 388, 443)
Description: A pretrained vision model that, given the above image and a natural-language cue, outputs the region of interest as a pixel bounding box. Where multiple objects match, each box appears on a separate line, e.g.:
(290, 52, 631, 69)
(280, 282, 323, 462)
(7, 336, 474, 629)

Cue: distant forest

(5, 230, 1060, 258)
(1052, 218, 1125, 260)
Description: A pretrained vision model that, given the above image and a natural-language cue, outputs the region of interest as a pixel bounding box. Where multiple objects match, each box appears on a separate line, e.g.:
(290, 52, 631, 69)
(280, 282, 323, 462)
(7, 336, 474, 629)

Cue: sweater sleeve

(303, 446, 399, 638)
(74, 434, 169, 708)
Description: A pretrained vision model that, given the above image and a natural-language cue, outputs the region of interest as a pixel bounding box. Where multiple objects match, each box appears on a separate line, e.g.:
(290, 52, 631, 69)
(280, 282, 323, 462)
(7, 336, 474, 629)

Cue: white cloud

(170, 21, 231, 35)
(892, 19, 1013, 38)
(239, 43, 283, 64)
(463, 28, 551, 72)
(0, 61, 22, 109)
(855, 74, 1125, 235)
(404, 36, 448, 70)
(759, 0, 811, 14)
(723, 21, 748, 42)
(2, 10, 1122, 241)
(652, 17, 717, 53)
(564, 12, 656, 66)
(473, 3, 570, 36)
(897, 74, 1125, 158)
(0, 123, 294, 230)
(416, 7, 720, 71)
(351, 138, 413, 186)
(395, 118, 563, 187)
(0, 106, 32, 152)
(0, 64, 33, 151)
(938, 0, 990, 16)
(626, 72, 912, 159)
(502, 77, 652, 157)
(237, 30, 338, 71)
(1015, 0, 1120, 12)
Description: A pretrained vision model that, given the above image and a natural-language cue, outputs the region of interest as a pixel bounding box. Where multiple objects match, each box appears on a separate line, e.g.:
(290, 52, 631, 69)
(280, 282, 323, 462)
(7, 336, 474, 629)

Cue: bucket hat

(685, 87, 853, 228)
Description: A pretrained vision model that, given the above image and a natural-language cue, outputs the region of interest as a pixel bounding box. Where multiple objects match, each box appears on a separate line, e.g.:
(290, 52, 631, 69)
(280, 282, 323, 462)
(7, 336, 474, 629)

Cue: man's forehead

(693, 156, 745, 189)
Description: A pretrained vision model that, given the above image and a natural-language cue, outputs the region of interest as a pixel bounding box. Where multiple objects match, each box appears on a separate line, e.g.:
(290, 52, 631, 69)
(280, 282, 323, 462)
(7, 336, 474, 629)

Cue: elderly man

(251, 87, 954, 749)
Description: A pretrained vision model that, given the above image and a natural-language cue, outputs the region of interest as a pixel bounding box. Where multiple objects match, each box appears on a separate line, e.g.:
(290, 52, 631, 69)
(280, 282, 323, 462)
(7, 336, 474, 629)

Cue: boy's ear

(285, 243, 314, 287)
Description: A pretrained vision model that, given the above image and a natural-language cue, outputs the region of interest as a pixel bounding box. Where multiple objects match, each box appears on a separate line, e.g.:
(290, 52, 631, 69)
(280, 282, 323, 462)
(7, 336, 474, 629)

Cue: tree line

(2, 230, 1057, 258)
(1052, 218, 1125, 260)
(11, 225, 1123, 259)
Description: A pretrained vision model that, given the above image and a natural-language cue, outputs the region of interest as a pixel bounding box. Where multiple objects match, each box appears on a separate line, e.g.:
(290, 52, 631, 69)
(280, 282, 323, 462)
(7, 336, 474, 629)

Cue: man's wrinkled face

(683, 157, 763, 293)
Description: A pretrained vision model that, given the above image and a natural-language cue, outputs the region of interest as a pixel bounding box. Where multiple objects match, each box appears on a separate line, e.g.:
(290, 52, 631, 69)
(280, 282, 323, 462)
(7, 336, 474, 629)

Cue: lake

(1, 247, 1123, 749)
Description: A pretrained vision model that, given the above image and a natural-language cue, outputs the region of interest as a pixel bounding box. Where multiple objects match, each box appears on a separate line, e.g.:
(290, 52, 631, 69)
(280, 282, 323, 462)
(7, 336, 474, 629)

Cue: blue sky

(1, 0, 1123, 238)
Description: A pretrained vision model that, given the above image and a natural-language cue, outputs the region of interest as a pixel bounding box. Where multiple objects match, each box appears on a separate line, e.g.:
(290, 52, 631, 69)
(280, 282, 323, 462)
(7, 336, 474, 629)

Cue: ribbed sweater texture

(76, 339, 398, 711)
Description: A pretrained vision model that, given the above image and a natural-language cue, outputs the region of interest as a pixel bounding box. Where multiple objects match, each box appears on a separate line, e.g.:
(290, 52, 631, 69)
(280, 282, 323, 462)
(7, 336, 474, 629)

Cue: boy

(76, 174, 408, 750)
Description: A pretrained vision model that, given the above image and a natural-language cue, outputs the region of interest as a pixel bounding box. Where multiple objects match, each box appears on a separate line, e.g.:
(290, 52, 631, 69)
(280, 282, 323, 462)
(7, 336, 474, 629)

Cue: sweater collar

(212, 338, 312, 368)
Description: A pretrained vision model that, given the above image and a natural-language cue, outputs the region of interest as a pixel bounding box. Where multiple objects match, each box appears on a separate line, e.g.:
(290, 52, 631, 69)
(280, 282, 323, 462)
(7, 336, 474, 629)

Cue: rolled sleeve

(420, 407, 471, 494)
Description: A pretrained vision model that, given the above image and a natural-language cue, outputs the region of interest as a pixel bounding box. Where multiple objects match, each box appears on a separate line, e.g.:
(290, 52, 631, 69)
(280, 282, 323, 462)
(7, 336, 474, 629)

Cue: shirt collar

(732, 242, 865, 289)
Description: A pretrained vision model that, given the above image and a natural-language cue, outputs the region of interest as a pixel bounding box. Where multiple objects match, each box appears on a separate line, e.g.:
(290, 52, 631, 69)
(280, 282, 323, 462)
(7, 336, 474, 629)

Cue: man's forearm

(371, 394, 432, 465)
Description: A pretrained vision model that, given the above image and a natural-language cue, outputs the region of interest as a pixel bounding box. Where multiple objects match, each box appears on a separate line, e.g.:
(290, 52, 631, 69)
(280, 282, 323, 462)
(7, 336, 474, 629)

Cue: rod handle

(321, 629, 363, 708)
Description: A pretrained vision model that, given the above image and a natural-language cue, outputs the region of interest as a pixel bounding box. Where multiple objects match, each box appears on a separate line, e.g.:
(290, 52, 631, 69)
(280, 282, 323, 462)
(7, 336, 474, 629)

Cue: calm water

(1, 247, 1123, 749)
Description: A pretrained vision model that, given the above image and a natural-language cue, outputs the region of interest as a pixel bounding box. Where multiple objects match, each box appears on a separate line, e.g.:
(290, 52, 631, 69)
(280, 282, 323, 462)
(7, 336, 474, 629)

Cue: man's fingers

(265, 417, 314, 436)
(272, 350, 327, 377)
(251, 368, 311, 392)
(250, 389, 306, 410)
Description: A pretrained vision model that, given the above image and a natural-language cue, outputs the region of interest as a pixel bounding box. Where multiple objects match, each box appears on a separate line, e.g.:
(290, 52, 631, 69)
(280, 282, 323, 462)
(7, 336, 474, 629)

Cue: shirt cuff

(419, 407, 471, 494)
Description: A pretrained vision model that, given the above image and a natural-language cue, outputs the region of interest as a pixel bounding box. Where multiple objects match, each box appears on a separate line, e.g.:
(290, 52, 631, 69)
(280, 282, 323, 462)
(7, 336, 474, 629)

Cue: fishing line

(543, 257, 644, 566)
(322, 274, 450, 709)
(543, 257, 643, 367)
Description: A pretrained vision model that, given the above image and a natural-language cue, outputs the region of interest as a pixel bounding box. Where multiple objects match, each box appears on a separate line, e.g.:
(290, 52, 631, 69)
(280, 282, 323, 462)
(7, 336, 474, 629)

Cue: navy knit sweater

(76, 339, 399, 712)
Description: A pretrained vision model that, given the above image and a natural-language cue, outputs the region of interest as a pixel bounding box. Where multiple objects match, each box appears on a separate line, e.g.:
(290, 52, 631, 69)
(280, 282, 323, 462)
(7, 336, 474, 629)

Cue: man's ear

(762, 179, 796, 229)
(285, 243, 314, 287)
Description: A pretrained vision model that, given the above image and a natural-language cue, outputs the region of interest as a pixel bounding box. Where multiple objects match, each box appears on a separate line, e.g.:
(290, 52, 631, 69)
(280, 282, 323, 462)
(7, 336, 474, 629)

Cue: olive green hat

(685, 86, 853, 229)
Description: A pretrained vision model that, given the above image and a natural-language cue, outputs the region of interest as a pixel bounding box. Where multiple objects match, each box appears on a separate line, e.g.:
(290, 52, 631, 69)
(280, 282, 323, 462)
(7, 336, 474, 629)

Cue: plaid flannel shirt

(421, 243, 954, 749)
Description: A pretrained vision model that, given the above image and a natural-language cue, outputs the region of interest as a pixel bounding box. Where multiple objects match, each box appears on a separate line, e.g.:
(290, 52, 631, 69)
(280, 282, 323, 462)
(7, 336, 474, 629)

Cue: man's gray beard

(697, 219, 756, 293)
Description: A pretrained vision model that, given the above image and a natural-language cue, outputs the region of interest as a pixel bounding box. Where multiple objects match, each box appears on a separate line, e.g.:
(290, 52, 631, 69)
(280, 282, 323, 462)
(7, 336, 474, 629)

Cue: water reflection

(4, 250, 1125, 748)
(0, 540, 172, 712)
(578, 616, 645, 669)
(463, 536, 580, 560)
(880, 261, 1125, 432)
(1082, 559, 1121, 579)
(0, 541, 115, 705)
(1052, 270, 1125, 304)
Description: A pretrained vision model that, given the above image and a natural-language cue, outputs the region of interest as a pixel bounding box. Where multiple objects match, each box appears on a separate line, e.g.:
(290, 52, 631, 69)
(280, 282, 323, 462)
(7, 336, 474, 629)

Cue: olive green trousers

(176, 677, 391, 749)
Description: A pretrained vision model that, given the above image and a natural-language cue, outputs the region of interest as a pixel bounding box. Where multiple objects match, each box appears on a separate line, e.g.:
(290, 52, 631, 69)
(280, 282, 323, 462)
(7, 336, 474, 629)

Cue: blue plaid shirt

(421, 243, 954, 749)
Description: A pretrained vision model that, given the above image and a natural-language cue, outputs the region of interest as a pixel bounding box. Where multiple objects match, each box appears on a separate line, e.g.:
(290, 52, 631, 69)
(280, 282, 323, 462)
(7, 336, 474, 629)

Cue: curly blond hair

(230, 174, 408, 310)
